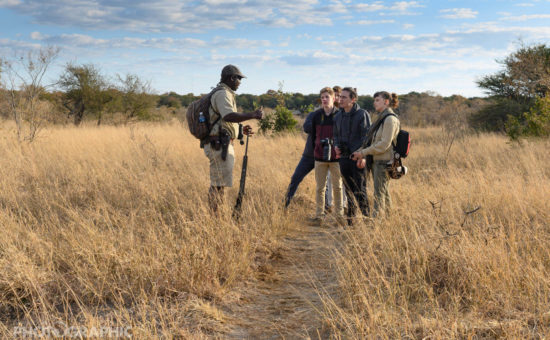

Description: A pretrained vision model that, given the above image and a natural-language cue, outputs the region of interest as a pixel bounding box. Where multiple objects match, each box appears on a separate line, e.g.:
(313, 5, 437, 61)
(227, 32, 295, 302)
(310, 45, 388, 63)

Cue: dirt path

(221, 219, 344, 339)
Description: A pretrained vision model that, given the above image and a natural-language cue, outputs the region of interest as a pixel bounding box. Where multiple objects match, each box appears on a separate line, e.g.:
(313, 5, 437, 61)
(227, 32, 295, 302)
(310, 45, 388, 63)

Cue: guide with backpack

(187, 64, 263, 213)
(351, 91, 410, 218)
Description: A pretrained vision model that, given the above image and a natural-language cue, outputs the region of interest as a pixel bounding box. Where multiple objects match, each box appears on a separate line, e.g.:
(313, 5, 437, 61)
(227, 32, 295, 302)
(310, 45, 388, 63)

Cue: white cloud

(0, 0, 429, 33)
(352, 2, 385, 12)
(2, 0, 336, 32)
(351, 0, 423, 15)
(353, 19, 395, 25)
(403, 23, 415, 29)
(203, 0, 247, 4)
(390, 1, 423, 12)
(30, 31, 48, 40)
(320, 28, 516, 62)
(0, 38, 42, 55)
(500, 14, 550, 21)
(451, 21, 550, 39)
(0, 0, 21, 5)
(324, 0, 348, 14)
(27, 32, 276, 53)
(212, 37, 271, 49)
(440, 8, 478, 19)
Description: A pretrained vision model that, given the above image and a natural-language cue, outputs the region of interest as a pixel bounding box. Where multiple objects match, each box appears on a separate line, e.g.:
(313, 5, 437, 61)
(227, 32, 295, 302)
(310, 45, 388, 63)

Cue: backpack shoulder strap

(380, 113, 401, 148)
(208, 86, 226, 127)
(379, 113, 399, 133)
(364, 112, 397, 148)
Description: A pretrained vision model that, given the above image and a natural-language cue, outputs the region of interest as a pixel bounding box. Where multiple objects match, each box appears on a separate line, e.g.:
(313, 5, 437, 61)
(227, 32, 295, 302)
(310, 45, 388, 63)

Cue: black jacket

(334, 103, 371, 156)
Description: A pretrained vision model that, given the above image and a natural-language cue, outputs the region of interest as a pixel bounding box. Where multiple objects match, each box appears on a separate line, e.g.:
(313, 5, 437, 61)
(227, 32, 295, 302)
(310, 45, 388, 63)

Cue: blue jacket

(334, 103, 371, 155)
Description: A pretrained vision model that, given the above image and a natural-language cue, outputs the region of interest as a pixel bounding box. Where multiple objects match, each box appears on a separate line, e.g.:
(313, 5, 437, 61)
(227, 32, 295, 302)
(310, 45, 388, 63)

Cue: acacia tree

(473, 43, 550, 132)
(115, 73, 156, 124)
(478, 43, 550, 102)
(58, 63, 110, 125)
(1, 46, 59, 141)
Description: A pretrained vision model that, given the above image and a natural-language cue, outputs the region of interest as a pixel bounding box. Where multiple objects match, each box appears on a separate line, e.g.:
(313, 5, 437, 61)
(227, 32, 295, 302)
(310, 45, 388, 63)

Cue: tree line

(159, 90, 486, 125)
(1, 43, 549, 141)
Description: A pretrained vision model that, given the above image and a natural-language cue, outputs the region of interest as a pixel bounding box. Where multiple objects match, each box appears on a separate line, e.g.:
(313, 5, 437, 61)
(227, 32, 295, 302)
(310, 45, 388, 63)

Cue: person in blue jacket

(284, 107, 316, 208)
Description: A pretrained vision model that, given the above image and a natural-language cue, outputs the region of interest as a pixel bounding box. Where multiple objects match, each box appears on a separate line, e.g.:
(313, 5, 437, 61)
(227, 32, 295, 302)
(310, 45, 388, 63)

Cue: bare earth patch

(221, 216, 343, 339)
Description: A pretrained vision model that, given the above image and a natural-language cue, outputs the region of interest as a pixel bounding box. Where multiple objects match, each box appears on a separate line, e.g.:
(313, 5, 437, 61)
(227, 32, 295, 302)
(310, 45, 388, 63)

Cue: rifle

(233, 124, 248, 219)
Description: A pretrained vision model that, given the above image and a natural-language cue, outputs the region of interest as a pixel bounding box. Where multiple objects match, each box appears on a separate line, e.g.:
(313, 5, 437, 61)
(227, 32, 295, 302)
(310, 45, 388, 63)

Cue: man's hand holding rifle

(233, 107, 263, 219)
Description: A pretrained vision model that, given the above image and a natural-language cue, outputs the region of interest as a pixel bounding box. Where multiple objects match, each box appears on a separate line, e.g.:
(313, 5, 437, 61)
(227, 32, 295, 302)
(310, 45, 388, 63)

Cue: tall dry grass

(321, 128, 550, 338)
(1, 121, 550, 338)
(0, 121, 306, 338)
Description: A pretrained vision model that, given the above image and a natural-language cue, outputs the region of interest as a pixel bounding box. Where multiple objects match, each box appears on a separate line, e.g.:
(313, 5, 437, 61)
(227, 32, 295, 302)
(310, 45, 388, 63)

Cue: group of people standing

(285, 86, 401, 225)
(202, 64, 401, 225)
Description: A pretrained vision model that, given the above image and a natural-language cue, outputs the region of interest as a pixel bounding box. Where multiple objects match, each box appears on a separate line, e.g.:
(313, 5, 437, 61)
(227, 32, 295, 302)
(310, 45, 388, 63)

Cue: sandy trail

(221, 219, 344, 339)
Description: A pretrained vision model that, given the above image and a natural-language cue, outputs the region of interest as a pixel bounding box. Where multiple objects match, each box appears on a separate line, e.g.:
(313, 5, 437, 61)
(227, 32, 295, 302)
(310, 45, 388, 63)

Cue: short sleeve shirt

(209, 83, 238, 139)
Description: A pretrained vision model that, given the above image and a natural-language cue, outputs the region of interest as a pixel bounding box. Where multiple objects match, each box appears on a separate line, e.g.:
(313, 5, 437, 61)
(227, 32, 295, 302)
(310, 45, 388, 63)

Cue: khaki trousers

(315, 161, 343, 218)
(372, 161, 391, 217)
(204, 143, 235, 187)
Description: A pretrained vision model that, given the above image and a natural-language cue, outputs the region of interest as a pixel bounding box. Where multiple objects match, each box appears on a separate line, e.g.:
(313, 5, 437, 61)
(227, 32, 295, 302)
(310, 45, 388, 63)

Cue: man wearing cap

(204, 64, 263, 212)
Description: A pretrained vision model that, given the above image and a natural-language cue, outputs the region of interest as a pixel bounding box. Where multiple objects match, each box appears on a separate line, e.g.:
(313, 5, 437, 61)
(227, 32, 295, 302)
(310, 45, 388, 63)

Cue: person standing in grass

(334, 87, 371, 224)
(307, 87, 343, 223)
(203, 65, 263, 212)
(284, 86, 343, 210)
(351, 91, 400, 217)
(284, 108, 316, 208)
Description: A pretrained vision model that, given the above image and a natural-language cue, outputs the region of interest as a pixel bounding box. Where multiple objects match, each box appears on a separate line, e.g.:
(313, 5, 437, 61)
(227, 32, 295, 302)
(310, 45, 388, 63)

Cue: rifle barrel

(233, 133, 250, 218)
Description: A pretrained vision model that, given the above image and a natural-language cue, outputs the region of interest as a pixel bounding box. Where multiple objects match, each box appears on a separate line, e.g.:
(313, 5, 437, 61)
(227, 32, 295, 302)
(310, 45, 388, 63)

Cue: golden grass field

(1, 120, 549, 339)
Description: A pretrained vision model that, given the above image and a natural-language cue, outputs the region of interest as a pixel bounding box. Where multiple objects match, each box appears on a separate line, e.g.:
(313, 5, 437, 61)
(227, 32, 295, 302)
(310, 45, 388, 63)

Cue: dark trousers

(339, 158, 369, 217)
(285, 156, 315, 207)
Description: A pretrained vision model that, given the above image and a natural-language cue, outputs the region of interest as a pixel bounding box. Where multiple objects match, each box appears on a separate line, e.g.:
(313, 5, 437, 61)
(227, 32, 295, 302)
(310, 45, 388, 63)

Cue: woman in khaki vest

(351, 91, 400, 217)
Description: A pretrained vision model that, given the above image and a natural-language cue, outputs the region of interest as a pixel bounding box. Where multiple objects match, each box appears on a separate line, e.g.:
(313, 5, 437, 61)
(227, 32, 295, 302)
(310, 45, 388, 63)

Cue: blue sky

(1, 0, 550, 97)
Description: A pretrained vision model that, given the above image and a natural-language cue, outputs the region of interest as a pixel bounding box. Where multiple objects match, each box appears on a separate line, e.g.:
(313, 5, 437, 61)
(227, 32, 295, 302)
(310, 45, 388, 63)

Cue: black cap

(221, 64, 246, 79)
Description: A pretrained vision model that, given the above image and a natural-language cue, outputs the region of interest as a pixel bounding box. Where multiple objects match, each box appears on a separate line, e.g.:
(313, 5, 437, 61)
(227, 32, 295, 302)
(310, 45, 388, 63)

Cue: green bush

(506, 96, 550, 140)
(259, 105, 298, 134)
(258, 84, 298, 134)
(273, 105, 298, 132)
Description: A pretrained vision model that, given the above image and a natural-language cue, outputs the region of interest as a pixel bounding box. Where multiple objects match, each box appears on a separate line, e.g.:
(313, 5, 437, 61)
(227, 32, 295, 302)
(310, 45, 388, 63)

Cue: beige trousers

(315, 161, 343, 218)
(204, 143, 235, 187)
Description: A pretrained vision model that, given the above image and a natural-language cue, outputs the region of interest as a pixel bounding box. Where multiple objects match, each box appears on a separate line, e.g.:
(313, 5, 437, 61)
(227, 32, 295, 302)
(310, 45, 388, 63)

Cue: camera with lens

(338, 143, 351, 159)
(386, 153, 408, 179)
(321, 138, 333, 161)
